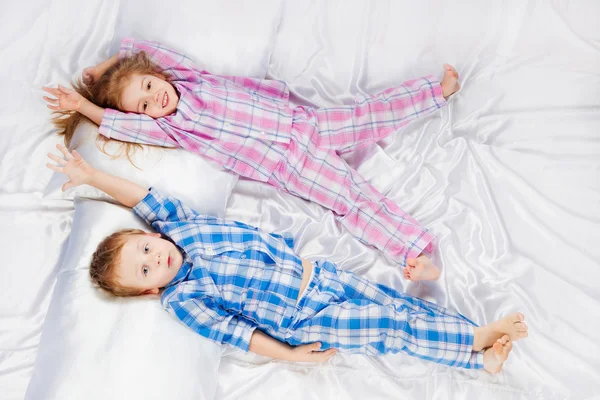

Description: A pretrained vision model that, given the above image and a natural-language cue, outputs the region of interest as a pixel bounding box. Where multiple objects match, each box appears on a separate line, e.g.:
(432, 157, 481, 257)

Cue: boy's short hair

(90, 228, 147, 297)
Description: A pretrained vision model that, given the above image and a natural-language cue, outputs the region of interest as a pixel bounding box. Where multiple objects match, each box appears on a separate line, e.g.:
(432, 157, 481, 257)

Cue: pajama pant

(268, 76, 446, 266)
(281, 260, 484, 369)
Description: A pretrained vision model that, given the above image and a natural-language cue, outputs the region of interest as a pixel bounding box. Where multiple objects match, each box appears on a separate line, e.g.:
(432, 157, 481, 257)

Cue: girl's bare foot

(473, 313, 528, 351)
(483, 335, 512, 374)
(441, 64, 460, 99)
(403, 255, 440, 281)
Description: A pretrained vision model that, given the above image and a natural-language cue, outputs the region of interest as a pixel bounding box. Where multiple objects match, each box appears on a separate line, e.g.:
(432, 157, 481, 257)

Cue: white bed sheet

(1, 1, 599, 399)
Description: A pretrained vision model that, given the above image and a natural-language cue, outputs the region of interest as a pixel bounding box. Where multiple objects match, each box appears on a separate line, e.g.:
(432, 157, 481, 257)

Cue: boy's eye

(142, 266, 149, 276)
(144, 244, 149, 254)
(143, 101, 148, 111)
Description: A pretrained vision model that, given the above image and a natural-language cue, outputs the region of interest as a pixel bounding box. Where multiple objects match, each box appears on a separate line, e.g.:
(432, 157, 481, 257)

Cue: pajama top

(99, 37, 293, 182)
(133, 187, 304, 352)
(133, 188, 484, 369)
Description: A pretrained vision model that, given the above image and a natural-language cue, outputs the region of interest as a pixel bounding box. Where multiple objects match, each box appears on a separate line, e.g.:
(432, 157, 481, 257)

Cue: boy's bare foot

(403, 255, 440, 281)
(473, 313, 528, 351)
(441, 64, 460, 99)
(483, 335, 512, 374)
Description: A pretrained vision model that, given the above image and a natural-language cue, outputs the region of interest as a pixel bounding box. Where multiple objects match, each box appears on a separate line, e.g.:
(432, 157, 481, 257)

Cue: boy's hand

(290, 342, 337, 363)
(42, 85, 84, 112)
(82, 66, 101, 86)
(46, 144, 95, 191)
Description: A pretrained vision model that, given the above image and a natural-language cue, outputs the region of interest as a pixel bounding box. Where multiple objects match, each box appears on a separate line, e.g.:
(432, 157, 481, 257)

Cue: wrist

(76, 96, 89, 112)
(85, 167, 100, 186)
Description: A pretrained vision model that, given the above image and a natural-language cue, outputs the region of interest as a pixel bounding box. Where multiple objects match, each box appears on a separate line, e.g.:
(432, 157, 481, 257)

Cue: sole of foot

(475, 313, 529, 351)
(441, 63, 460, 99)
(483, 335, 512, 374)
(403, 255, 440, 281)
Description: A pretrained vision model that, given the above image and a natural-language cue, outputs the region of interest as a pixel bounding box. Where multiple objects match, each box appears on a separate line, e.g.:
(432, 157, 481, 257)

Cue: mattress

(1, 1, 599, 399)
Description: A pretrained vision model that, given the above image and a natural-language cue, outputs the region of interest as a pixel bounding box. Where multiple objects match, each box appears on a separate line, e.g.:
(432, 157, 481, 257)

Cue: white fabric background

(1, 0, 599, 399)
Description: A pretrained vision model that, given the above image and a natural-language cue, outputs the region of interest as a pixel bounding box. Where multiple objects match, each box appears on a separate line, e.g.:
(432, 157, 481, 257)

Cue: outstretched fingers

(56, 144, 74, 160)
(58, 84, 74, 95)
(47, 153, 66, 165)
(46, 163, 64, 173)
(42, 86, 60, 96)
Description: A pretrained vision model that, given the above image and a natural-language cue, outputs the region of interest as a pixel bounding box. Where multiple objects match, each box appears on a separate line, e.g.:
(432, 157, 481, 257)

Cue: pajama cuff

(455, 324, 484, 370)
(403, 228, 435, 266)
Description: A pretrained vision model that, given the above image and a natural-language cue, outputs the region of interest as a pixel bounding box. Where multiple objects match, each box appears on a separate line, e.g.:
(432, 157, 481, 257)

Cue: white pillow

(44, 120, 238, 217)
(111, 0, 283, 77)
(25, 199, 222, 400)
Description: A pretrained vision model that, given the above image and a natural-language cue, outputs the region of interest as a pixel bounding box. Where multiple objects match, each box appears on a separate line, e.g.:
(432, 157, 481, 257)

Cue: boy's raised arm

(46, 144, 147, 208)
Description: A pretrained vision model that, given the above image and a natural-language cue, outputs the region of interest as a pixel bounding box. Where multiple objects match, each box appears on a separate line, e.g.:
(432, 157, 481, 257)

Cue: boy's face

(116, 233, 183, 294)
(120, 74, 179, 118)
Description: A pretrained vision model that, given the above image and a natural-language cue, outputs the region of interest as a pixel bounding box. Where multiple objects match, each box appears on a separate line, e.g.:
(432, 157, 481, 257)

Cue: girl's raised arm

(82, 54, 119, 86)
(43, 85, 105, 126)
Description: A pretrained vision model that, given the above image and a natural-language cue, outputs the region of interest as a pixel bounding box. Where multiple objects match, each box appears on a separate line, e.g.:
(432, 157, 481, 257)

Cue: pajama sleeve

(98, 108, 180, 146)
(166, 296, 257, 352)
(133, 187, 201, 225)
(119, 37, 198, 82)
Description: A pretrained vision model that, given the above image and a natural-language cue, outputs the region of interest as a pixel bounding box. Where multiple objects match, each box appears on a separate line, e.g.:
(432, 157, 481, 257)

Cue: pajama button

(260, 131, 266, 136)
(206, 246, 214, 254)
(241, 254, 246, 259)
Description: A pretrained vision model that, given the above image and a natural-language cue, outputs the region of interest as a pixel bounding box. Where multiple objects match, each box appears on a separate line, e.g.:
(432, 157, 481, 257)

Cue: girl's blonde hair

(52, 51, 168, 159)
(90, 228, 148, 297)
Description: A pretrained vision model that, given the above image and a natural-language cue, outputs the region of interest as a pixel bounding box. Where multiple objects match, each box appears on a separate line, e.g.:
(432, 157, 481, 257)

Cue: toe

(515, 322, 528, 331)
(493, 341, 503, 355)
(517, 331, 529, 339)
(515, 312, 525, 321)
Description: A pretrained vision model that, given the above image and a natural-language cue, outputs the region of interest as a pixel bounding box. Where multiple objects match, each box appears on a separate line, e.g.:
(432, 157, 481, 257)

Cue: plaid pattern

(133, 189, 483, 368)
(99, 38, 292, 182)
(103, 38, 446, 265)
(133, 188, 303, 351)
(283, 260, 484, 369)
(268, 74, 446, 265)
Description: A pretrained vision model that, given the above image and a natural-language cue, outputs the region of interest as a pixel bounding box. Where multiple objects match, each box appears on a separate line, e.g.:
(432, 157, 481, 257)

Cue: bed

(1, 1, 599, 399)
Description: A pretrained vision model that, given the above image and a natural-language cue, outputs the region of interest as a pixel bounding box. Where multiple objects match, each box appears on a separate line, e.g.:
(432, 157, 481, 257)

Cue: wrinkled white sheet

(1, 1, 599, 399)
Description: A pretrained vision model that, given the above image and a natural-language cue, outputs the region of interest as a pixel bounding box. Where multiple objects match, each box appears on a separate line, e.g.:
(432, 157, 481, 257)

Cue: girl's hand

(46, 144, 95, 191)
(82, 66, 101, 86)
(290, 342, 338, 363)
(42, 85, 83, 112)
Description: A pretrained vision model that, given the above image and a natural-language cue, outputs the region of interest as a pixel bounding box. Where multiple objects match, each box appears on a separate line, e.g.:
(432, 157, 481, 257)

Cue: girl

(43, 38, 461, 280)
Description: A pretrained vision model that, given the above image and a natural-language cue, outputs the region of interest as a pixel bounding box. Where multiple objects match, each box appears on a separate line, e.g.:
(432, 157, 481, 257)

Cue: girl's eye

(143, 101, 148, 111)
(142, 266, 149, 276)
(147, 81, 151, 90)
(144, 244, 149, 254)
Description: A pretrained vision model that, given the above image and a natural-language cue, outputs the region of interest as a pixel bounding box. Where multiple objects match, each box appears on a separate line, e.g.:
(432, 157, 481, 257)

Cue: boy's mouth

(167, 255, 171, 268)
(162, 92, 168, 108)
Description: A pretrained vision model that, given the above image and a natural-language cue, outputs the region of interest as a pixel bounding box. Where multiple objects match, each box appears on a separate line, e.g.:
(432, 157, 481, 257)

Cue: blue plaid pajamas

(281, 261, 484, 369)
(134, 188, 483, 369)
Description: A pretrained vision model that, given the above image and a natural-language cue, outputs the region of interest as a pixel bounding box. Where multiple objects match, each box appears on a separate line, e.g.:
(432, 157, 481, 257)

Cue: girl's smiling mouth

(162, 92, 168, 108)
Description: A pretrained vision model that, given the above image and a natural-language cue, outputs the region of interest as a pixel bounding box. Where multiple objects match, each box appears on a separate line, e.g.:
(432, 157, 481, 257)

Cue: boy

(47, 144, 528, 372)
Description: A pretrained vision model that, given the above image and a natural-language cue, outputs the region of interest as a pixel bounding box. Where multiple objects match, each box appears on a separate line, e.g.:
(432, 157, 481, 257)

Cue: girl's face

(120, 74, 179, 118)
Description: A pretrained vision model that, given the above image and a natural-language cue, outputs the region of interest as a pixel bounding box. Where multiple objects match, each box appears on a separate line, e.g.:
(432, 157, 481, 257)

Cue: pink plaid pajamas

(99, 38, 446, 266)
(268, 78, 445, 265)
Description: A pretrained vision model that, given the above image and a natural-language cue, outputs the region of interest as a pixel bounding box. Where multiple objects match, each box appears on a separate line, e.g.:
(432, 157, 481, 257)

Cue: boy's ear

(147, 232, 161, 238)
(141, 288, 160, 295)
